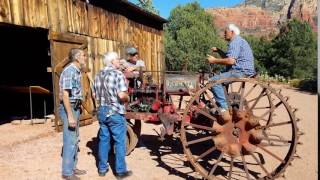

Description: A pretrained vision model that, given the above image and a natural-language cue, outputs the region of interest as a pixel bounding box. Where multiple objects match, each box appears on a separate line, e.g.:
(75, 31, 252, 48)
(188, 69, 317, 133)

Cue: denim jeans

(60, 104, 80, 176)
(98, 106, 127, 174)
(210, 70, 246, 109)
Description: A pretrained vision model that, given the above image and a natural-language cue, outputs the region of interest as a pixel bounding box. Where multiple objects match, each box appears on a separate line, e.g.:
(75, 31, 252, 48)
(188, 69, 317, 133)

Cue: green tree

(136, 0, 159, 15)
(268, 19, 317, 79)
(164, 2, 225, 72)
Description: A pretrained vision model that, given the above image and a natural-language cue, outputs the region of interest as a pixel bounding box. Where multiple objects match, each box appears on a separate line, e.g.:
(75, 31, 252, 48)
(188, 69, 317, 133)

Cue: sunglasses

(129, 53, 138, 56)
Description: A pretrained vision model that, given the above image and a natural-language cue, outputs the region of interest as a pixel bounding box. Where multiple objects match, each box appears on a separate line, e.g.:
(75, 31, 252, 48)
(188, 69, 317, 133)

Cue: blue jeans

(210, 70, 246, 109)
(98, 106, 127, 174)
(60, 104, 80, 176)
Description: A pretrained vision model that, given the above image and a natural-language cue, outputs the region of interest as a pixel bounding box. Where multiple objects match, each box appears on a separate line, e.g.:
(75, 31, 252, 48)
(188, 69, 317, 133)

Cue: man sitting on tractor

(120, 47, 147, 106)
(207, 23, 255, 123)
(120, 47, 145, 83)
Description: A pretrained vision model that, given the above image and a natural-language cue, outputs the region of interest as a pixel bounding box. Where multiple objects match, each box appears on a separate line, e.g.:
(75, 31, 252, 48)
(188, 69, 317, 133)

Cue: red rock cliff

(206, 0, 317, 36)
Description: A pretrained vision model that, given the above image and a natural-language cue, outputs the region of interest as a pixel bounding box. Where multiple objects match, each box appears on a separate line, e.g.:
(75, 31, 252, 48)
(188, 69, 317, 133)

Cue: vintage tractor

(123, 70, 301, 180)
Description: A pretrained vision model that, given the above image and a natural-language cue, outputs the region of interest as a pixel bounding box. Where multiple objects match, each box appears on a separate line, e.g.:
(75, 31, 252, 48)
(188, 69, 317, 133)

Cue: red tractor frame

(123, 70, 301, 180)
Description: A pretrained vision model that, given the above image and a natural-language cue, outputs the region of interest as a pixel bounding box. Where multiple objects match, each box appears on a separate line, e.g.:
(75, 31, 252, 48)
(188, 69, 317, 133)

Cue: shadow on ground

(138, 132, 263, 180)
(86, 136, 119, 175)
(86, 130, 263, 179)
(138, 134, 202, 180)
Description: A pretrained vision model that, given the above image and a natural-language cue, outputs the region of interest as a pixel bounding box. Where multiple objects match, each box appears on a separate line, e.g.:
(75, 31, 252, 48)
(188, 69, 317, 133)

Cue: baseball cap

(126, 47, 138, 55)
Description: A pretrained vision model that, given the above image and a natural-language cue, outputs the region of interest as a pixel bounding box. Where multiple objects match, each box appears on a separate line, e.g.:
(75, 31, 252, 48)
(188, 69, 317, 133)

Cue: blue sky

(129, 0, 245, 18)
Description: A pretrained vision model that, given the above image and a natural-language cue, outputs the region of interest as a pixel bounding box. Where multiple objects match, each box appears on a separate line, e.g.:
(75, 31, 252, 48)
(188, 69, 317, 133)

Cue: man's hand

(123, 69, 139, 78)
(211, 47, 228, 58)
(207, 54, 217, 64)
(68, 116, 76, 128)
(211, 47, 219, 52)
(118, 91, 129, 103)
(62, 90, 77, 129)
(126, 66, 136, 72)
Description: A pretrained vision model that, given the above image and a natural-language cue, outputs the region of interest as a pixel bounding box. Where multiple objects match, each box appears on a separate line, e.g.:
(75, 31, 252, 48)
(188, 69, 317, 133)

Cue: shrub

(298, 79, 317, 93)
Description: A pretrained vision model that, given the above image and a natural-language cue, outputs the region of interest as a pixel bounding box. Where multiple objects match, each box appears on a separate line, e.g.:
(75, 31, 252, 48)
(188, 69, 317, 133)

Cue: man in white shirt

(121, 47, 145, 75)
(121, 47, 146, 88)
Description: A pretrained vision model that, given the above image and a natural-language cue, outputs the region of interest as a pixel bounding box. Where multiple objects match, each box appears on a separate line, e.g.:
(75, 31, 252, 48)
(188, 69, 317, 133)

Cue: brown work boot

(220, 109, 231, 123)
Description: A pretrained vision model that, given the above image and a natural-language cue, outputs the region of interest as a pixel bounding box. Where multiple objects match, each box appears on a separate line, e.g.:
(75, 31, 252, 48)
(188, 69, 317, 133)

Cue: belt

(60, 99, 81, 104)
(60, 100, 82, 109)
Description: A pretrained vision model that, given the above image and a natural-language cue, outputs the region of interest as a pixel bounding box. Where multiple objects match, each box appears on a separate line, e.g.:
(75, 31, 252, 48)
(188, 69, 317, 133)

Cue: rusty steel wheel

(126, 119, 141, 155)
(127, 119, 142, 138)
(180, 78, 301, 180)
(126, 124, 137, 155)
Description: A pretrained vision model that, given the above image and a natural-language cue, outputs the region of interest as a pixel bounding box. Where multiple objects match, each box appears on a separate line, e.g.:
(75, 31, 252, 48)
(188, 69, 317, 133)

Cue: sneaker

(115, 170, 133, 179)
(73, 169, 86, 175)
(62, 174, 80, 180)
(98, 169, 109, 177)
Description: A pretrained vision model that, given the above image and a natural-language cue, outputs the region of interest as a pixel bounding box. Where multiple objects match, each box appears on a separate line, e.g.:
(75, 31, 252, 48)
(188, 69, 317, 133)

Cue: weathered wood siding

(0, 0, 164, 83)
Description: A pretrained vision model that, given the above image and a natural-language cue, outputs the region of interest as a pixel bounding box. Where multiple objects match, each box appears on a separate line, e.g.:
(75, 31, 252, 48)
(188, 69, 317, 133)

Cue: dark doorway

(0, 24, 53, 124)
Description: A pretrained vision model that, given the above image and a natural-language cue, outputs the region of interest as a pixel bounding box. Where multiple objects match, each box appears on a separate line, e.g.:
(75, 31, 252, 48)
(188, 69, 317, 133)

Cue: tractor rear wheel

(180, 78, 301, 180)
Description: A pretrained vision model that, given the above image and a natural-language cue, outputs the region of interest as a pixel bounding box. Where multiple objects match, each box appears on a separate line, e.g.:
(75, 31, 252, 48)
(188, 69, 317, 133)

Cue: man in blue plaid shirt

(94, 52, 133, 179)
(59, 48, 87, 180)
(207, 23, 255, 123)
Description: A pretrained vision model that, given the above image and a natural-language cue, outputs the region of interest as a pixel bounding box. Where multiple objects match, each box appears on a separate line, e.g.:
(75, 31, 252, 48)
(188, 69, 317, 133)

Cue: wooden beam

(49, 31, 87, 44)
(57, 0, 68, 32)
(100, 9, 108, 39)
(10, 0, 24, 25)
(0, 0, 12, 23)
(47, 0, 59, 32)
(88, 4, 101, 38)
(37, 0, 49, 28)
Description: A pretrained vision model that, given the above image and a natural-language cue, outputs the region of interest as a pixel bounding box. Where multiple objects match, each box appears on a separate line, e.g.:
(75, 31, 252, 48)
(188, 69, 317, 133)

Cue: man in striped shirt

(207, 23, 255, 122)
(94, 52, 133, 179)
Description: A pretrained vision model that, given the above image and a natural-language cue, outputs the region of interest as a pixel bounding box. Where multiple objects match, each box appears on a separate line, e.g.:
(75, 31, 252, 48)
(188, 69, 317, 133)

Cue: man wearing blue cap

(121, 47, 145, 74)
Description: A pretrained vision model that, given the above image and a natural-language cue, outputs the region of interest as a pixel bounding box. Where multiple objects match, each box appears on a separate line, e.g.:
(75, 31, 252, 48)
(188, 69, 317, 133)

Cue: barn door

(49, 31, 95, 131)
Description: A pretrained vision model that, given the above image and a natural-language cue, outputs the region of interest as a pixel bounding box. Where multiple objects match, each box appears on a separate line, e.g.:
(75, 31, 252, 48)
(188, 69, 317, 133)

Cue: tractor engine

(127, 80, 160, 113)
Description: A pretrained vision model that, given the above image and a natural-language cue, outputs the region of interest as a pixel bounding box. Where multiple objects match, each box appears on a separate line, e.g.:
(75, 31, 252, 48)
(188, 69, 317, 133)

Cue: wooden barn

(0, 0, 167, 130)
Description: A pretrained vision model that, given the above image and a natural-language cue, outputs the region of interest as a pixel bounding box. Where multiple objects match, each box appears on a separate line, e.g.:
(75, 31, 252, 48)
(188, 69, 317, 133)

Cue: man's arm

(62, 90, 76, 128)
(136, 60, 146, 71)
(126, 60, 146, 72)
(117, 72, 129, 102)
(207, 55, 236, 65)
(211, 47, 227, 58)
(93, 74, 101, 105)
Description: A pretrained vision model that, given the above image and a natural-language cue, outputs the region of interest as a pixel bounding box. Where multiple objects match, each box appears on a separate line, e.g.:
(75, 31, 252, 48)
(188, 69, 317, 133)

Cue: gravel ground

(0, 85, 317, 180)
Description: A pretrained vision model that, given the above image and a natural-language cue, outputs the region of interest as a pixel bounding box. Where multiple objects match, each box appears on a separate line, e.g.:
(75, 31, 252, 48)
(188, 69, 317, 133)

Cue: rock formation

(206, 0, 317, 36)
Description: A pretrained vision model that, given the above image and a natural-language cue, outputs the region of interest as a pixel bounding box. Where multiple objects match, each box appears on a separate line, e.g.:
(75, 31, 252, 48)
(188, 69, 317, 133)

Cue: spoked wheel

(126, 119, 142, 155)
(180, 78, 300, 180)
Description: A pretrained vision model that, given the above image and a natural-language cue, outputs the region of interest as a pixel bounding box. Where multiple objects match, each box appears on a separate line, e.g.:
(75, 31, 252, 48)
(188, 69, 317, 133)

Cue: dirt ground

(0, 84, 317, 180)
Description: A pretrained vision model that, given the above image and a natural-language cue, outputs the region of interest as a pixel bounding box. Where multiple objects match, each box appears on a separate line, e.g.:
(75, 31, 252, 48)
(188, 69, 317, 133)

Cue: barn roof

(89, 0, 168, 30)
